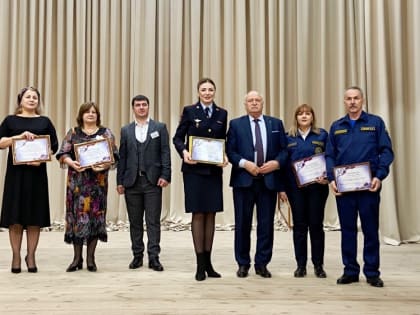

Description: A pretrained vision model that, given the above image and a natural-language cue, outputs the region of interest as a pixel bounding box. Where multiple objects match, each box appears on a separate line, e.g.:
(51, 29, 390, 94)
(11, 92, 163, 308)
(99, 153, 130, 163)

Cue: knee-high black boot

(195, 252, 206, 281)
(204, 250, 221, 278)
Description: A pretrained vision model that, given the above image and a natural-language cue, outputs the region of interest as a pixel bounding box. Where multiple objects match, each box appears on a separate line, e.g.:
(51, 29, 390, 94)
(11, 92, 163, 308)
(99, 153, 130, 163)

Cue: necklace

(82, 127, 99, 135)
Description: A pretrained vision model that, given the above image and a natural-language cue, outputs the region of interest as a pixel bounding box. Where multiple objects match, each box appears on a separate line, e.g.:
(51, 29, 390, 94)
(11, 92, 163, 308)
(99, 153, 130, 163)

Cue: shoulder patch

(334, 129, 348, 135)
(312, 140, 324, 147)
(360, 126, 376, 131)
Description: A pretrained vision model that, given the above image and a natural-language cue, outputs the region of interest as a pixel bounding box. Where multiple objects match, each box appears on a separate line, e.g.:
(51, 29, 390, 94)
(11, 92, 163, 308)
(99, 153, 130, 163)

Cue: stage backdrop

(0, 0, 418, 244)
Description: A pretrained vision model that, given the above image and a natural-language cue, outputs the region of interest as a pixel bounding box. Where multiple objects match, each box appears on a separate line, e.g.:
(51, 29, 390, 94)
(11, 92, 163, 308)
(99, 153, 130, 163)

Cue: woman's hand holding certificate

(74, 138, 114, 169)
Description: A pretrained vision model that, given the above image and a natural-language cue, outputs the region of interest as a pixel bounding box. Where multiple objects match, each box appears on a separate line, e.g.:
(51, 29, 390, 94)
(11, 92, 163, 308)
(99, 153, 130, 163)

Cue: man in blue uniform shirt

(325, 86, 394, 288)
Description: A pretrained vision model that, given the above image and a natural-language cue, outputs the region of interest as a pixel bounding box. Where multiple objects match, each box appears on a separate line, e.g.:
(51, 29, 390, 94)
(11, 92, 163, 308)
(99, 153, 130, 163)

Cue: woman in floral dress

(56, 102, 118, 272)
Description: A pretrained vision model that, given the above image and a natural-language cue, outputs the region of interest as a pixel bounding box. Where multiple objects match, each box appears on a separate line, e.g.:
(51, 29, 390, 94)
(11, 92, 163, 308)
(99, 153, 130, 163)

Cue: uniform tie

(205, 107, 211, 118)
(253, 119, 264, 166)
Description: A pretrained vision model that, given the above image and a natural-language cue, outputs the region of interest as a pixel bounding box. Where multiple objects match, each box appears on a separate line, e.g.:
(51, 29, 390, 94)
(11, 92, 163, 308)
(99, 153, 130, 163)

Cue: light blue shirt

(200, 103, 213, 117)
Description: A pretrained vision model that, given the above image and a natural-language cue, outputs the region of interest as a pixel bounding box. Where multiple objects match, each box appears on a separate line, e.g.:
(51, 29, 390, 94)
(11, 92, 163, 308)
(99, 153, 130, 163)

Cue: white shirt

(135, 118, 149, 143)
(239, 115, 267, 168)
(298, 128, 310, 140)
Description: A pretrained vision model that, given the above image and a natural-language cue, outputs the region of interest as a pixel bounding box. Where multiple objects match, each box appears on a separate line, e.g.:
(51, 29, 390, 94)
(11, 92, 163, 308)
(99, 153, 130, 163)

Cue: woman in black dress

(173, 78, 228, 281)
(0, 86, 58, 273)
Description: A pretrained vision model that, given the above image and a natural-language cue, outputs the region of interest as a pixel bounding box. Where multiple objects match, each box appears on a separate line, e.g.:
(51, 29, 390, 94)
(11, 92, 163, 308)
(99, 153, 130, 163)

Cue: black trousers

(287, 183, 329, 267)
(124, 174, 162, 260)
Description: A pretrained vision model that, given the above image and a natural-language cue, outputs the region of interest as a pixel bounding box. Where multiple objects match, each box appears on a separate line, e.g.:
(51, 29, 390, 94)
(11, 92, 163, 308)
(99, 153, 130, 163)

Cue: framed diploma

(334, 162, 372, 193)
(189, 136, 225, 165)
(292, 153, 327, 187)
(74, 138, 114, 168)
(12, 135, 51, 165)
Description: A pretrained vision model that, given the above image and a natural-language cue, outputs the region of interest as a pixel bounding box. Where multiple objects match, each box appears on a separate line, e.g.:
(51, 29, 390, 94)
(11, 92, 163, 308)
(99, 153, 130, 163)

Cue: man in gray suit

(117, 95, 171, 271)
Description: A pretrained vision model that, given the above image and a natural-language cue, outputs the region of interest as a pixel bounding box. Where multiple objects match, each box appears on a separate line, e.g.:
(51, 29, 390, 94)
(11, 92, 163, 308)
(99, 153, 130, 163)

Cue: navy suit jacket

(173, 102, 227, 175)
(117, 119, 171, 188)
(226, 115, 288, 191)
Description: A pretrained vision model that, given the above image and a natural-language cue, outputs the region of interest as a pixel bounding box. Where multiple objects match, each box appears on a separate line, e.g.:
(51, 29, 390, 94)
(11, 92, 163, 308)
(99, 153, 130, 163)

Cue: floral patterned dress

(56, 127, 118, 244)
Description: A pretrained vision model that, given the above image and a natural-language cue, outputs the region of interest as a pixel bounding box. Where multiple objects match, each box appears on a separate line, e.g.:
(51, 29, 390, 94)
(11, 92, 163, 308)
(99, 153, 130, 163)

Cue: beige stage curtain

(0, 0, 418, 243)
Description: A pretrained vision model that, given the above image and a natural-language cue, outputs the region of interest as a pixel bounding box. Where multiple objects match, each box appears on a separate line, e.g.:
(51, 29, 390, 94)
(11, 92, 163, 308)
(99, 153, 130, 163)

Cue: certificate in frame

(12, 135, 51, 165)
(292, 153, 327, 187)
(74, 138, 114, 168)
(188, 136, 225, 165)
(334, 162, 372, 193)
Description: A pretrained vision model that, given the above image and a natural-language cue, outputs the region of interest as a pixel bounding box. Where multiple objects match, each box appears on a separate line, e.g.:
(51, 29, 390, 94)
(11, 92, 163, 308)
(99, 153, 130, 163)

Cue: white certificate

(12, 135, 51, 165)
(189, 136, 225, 165)
(74, 138, 114, 168)
(334, 162, 372, 193)
(292, 153, 327, 187)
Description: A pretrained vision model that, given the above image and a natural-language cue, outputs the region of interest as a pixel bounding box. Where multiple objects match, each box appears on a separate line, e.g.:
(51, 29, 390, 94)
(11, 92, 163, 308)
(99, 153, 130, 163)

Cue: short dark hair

(15, 86, 42, 115)
(76, 102, 101, 127)
(197, 78, 216, 91)
(131, 95, 150, 107)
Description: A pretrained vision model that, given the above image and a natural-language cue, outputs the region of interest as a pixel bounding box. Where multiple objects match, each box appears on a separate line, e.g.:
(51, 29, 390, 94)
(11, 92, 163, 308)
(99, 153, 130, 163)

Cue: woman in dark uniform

(279, 104, 329, 279)
(0, 86, 58, 273)
(173, 78, 228, 281)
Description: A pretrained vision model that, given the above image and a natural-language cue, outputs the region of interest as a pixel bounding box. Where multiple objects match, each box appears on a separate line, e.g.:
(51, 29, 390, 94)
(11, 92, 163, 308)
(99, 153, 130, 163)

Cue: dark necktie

(254, 119, 264, 166)
(205, 107, 211, 118)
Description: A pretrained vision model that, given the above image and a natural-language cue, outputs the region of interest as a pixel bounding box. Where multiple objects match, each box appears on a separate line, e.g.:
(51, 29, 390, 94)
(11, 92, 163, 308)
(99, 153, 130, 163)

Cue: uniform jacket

(325, 111, 394, 181)
(283, 128, 328, 190)
(172, 102, 228, 175)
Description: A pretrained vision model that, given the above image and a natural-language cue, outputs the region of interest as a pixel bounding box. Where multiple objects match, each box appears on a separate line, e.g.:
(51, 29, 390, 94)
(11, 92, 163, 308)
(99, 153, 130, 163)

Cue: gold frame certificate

(74, 138, 114, 168)
(292, 153, 327, 187)
(189, 136, 225, 165)
(334, 162, 372, 193)
(12, 135, 51, 165)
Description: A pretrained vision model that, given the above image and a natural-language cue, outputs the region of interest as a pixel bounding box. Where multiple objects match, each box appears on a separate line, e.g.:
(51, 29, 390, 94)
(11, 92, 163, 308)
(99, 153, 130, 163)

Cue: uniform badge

(194, 119, 201, 128)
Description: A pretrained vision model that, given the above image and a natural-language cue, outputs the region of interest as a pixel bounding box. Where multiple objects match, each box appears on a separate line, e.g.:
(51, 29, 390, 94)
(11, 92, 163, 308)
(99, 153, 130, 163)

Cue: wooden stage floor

(0, 229, 419, 314)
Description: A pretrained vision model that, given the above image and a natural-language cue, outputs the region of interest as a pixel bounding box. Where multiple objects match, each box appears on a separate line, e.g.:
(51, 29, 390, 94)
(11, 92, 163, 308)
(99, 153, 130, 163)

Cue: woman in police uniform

(279, 104, 329, 279)
(173, 78, 228, 281)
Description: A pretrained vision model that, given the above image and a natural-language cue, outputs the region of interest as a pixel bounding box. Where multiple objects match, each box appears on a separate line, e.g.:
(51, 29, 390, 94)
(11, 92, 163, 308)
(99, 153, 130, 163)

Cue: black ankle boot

(66, 258, 83, 272)
(204, 251, 221, 278)
(195, 253, 206, 281)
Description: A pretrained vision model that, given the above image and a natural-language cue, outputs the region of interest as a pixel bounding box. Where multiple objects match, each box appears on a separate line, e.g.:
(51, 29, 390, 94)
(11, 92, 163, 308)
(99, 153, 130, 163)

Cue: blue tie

(254, 119, 264, 166)
(205, 107, 211, 118)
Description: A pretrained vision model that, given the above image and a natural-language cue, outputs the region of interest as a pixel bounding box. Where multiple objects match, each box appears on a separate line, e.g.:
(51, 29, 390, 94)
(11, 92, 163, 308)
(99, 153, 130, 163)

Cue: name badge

(150, 131, 159, 139)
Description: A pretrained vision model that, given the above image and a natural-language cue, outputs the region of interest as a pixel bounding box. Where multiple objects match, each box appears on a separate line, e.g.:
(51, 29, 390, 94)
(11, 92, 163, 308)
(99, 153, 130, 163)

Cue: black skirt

(183, 172, 223, 213)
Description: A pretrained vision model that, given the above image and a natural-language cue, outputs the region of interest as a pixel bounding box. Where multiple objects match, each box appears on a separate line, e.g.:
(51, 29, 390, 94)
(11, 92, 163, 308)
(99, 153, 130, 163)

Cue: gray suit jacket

(117, 119, 171, 188)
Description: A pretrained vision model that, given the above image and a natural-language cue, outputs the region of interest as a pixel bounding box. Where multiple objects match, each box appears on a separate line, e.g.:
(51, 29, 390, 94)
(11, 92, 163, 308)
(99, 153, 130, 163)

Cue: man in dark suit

(226, 90, 288, 278)
(117, 94, 171, 271)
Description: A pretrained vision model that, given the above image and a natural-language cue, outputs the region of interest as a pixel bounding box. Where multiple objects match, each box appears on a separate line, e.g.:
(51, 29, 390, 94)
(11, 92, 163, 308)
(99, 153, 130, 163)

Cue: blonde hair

(288, 104, 320, 137)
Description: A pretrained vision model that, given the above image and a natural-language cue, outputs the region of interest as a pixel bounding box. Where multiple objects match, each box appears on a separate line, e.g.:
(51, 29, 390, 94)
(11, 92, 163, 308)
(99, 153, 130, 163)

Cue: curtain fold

(0, 0, 418, 243)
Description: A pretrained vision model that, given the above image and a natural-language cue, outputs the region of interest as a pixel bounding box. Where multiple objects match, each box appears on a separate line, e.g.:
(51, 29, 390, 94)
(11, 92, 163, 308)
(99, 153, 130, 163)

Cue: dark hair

(76, 102, 101, 127)
(131, 95, 150, 107)
(197, 78, 216, 91)
(15, 86, 42, 115)
(288, 104, 320, 137)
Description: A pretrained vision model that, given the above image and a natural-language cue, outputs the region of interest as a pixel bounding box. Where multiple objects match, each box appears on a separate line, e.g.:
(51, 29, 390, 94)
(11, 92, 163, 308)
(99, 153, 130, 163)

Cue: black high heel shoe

(66, 259, 83, 272)
(25, 256, 38, 273)
(11, 267, 21, 274)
